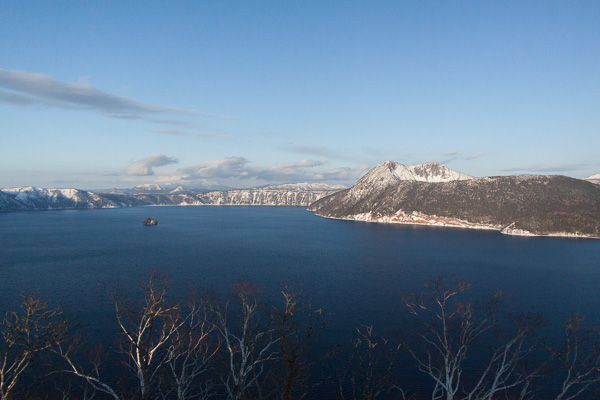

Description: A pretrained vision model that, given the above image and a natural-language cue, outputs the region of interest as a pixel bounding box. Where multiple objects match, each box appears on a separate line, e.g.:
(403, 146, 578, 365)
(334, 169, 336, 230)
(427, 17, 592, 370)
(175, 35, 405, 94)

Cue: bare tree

(55, 340, 122, 400)
(208, 281, 280, 400)
(160, 296, 220, 400)
(274, 288, 329, 400)
(402, 276, 541, 400)
(0, 293, 72, 400)
(112, 273, 190, 399)
(56, 274, 208, 400)
(338, 325, 405, 400)
(549, 315, 600, 400)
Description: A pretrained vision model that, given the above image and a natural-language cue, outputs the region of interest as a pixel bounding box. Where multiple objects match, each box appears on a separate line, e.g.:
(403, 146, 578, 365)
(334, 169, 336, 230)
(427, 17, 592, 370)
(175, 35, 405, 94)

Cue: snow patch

(317, 210, 599, 239)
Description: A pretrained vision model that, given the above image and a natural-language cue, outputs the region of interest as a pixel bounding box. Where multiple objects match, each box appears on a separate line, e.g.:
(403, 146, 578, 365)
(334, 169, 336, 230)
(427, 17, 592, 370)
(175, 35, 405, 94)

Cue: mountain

(308, 162, 600, 238)
(259, 182, 348, 191)
(102, 183, 232, 195)
(380, 161, 474, 182)
(198, 189, 332, 206)
(0, 186, 139, 210)
(584, 174, 600, 185)
(0, 186, 340, 212)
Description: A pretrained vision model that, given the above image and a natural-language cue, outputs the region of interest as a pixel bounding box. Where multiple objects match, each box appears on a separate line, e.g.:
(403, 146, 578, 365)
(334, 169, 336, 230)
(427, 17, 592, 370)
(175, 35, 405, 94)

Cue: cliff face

(4, 161, 600, 238)
(309, 163, 600, 238)
(198, 189, 331, 206)
(0, 187, 142, 210)
(0, 187, 338, 212)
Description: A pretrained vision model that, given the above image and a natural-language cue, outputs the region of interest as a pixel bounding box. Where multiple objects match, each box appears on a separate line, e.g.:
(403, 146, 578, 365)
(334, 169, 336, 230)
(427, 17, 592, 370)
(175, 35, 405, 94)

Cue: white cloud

(177, 157, 369, 184)
(179, 157, 250, 180)
(0, 68, 200, 120)
(127, 154, 179, 176)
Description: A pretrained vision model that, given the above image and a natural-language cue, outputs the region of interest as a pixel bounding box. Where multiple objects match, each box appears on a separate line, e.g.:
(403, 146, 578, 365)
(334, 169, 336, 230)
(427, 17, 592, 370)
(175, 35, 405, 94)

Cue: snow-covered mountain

(309, 161, 600, 238)
(346, 161, 473, 200)
(259, 182, 348, 191)
(584, 174, 600, 185)
(102, 183, 231, 195)
(0, 186, 137, 210)
(199, 189, 333, 206)
(0, 185, 342, 212)
(131, 184, 169, 193)
(386, 161, 474, 182)
(169, 186, 188, 193)
(103, 184, 184, 195)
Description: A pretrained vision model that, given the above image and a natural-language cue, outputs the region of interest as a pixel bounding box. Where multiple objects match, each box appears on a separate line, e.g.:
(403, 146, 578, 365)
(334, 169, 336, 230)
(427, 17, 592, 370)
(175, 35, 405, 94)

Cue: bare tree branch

(208, 281, 280, 400)
(402, 276, 540, 400)
(0, 293, 73, 400)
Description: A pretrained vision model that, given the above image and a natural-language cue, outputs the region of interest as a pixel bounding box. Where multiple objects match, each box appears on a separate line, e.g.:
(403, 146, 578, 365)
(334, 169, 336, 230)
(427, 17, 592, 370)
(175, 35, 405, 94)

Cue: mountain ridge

(383, 161, 474, 182)
(308, 162, 600, 238)
(3, 161, 600, 239)
(0, 186, 339, 211)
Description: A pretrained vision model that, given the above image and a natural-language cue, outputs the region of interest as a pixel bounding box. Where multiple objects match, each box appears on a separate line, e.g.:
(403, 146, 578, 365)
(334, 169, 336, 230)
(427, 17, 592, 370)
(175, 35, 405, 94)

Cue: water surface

(1, 206, 599, 395)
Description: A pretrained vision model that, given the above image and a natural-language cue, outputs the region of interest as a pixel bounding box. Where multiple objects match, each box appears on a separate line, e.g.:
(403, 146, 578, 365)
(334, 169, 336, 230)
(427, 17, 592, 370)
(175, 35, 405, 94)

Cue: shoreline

(314, 210, 599, 240)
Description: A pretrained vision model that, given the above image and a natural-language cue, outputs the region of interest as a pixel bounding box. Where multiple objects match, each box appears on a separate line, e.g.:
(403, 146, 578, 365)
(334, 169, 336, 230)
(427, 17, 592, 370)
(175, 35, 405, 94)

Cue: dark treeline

(2, 274, 600, 400)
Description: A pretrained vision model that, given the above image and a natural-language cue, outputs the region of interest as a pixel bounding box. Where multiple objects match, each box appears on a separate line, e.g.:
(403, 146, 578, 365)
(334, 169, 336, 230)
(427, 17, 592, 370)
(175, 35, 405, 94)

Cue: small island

(143, 218, 158, 226)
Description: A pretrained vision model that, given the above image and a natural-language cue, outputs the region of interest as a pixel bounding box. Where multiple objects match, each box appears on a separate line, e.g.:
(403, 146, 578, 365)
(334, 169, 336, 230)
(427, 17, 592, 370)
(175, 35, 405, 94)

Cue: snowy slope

(309, 162, 600, 238)
(346, 161, 473, 201)
(388, 161, 474, 182)
(584, 174, 600, 185)
(0, 186, 341, 211)
(0, 186, 138, 210)
(261, 182, 347, 191)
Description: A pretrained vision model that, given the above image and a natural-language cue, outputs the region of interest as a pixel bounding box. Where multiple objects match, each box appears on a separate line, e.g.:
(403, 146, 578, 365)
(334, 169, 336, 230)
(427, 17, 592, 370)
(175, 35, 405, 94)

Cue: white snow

(261, 182, 347, 191)
(388, 161, 474, 182)
(318, 210, 598, 239)
(134, 184, 166, 191)
(583, 174, 600, 185)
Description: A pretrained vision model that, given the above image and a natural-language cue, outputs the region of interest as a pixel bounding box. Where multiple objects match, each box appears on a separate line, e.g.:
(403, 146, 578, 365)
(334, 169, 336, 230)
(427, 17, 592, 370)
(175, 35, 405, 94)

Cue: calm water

(1, 206, 600, 395)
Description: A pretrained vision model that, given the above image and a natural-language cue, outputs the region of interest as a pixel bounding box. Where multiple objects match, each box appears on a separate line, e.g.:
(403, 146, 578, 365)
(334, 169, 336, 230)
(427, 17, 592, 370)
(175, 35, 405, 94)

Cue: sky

(1, 1, 599, 190)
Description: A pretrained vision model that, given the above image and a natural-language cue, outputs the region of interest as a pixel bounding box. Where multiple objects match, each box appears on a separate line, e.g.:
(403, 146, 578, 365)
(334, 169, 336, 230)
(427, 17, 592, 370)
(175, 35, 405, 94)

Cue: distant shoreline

(314, 211, 600, 240)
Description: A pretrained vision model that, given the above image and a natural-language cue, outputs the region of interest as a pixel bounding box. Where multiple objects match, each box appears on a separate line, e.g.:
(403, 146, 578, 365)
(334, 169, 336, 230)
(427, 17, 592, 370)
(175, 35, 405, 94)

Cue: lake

(1, 206, 599, 397)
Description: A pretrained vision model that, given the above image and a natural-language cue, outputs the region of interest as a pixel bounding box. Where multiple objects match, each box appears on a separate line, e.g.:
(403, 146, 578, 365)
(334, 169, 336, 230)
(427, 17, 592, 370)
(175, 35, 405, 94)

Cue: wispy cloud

(258, 160, 370, 182)
(438, 151, 487, 164)
(282, 142, 357, 162)
(149, 129, 230, 138)
(0, 68, 201, 120)
(179, 157, 250, 180)
(177, 156, 369, 183)
(464, 152, 486, 160)
(500, 163, 589, 173)
(151, 129, 186, 136)
(191, 131, 230, 138)
(256, 159, 326, 181)
(127, 154, 179, 176)
(284, 142, 330, 157)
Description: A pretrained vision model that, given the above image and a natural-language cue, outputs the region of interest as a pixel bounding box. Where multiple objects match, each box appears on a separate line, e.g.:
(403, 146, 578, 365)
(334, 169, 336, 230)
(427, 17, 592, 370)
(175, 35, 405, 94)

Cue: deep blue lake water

(1, 206, 599, 397)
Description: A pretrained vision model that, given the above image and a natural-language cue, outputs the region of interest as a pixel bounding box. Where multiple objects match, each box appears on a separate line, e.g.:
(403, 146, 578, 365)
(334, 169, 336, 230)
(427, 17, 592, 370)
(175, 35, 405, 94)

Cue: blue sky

(1, 1, 599, 189)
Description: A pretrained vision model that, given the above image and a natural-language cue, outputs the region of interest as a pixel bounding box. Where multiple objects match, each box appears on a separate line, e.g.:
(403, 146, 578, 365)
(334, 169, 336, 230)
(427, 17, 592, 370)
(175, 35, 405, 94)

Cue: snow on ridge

(321, 210, 598, 239)
(388, 161, 474, 182)
(353, 161, 473, 192)
(261, 182, 347, 191)
(583, 174, 600, 185)
(133, 184, 167, 191)
(0, 186, 89, 204)
(169, 186, 187, 193)
(1, 186, 42, 194)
